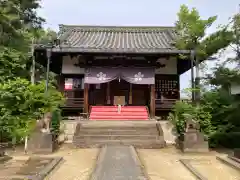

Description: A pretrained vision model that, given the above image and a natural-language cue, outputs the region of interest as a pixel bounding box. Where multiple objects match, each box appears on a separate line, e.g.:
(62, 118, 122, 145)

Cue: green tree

(0, 0, 64, 146)
(171, 5, 240, 148)
(226, 11, 240, 65)
(175, 5, 233, 102)
(175, 4, 233, 61)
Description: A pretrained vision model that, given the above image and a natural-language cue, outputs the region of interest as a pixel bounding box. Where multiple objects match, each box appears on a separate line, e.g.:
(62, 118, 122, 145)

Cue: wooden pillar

(150, 84, 155, 118)
(58, 74, 65, 93)
(84, 83, 89, 113)
(107, 82, 110, 104)
(45, 48, 51, 94)
(129, 83, 132, 104)
(190, 50, 195, 102)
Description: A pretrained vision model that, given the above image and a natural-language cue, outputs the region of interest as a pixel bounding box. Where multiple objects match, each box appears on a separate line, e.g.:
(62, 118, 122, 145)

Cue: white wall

(155, 57, 177, 74)
(62, 55, 85, 74)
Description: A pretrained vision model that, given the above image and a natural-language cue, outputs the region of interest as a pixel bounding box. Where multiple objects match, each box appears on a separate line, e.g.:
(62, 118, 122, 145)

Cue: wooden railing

(155, 99, 177, 110)
(155, 99, 193, 110)
(62, 98, 84, 109)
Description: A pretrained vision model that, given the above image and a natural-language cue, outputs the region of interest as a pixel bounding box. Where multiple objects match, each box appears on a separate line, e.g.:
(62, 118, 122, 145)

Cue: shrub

(209, 132, 240, 148)
(168, 101, 213, 136)
(0, 78, 65, 143)
(51, 109, 62, 137)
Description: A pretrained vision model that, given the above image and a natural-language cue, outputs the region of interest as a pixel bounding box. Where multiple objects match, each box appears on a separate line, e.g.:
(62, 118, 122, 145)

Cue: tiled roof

(52, 25, 189, 54)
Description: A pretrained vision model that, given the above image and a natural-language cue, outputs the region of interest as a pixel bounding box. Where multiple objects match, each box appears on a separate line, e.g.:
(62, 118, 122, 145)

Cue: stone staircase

(72, 121, 166, 148)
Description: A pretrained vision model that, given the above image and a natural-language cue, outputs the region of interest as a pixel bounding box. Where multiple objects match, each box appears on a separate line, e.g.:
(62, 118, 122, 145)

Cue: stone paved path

(90, 145, 147, 180)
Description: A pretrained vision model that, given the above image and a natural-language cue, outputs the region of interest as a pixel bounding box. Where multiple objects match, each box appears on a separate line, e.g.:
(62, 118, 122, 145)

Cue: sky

(38, 0, 239, 97)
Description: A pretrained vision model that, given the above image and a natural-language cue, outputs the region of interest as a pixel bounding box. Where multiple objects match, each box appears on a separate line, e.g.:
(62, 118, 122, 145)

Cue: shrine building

(34, 25, 191, 120)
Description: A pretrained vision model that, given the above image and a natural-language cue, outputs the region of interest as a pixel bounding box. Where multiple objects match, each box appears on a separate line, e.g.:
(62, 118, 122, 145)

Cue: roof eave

(34, 46, 190, 54)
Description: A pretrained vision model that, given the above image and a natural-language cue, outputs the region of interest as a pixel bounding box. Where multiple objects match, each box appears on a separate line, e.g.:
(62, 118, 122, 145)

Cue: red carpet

(89, 106, 149, 120)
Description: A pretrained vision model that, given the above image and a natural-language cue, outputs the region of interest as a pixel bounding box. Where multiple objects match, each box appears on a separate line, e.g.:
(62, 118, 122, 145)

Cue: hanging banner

(121, 67, 155, 84)
(84, 67, 120, 84)
(84, 67, 155, 84)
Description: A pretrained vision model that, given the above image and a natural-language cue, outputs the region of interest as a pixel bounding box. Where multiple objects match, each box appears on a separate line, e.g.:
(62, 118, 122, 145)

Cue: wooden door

(89, 84, 107, 105)
(132, 84, 149, 105)
(110, 80, 129, 105)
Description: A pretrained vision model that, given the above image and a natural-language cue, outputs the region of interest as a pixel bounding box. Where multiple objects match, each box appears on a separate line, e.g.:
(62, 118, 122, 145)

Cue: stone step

(72, 121, 166, 149)
(89, 116, 149, 120)
(74, 134, 160, 140)
(79, 124, 157, 128)
(78, 130, 159, 136)
(90, 111, 149, 115)
(79, 125, 157, 130)
(79, 128, 158, 135)
(73, 139, 166, 149)
(79, 120, 158, 128)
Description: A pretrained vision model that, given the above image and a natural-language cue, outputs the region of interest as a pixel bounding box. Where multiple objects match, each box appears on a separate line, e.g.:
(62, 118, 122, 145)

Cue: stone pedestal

(180, 115, 209, 153)
(0, 146, 5, 157)
(233, 148, 240, 159)
(181, 132, 209, 153)
(0, 144, 12, 162)
(28, 132, 54, 154)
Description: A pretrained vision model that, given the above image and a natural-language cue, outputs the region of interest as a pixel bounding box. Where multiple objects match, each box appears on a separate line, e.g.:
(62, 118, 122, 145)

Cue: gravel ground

(137, 147, 240, 180)
(190, 158, 240, 180)
(44, 146, 99, 180)
(4, 145, 240, 180)
(138, 148, 195, 180)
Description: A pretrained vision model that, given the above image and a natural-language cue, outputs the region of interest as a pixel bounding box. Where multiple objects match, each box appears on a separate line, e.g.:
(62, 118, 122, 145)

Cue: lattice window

(155, 78, 178, 99)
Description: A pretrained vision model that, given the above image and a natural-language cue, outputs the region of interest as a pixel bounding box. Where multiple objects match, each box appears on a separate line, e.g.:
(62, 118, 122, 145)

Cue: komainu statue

(29, 112, 54, 154)
(36, 112, 52, 133)
(180, 113, 209, 152)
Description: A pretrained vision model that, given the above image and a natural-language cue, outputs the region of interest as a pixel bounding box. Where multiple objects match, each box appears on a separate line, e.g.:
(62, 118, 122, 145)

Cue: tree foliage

(227, 12, 240, 65)
(175, 5, 233, 61)
(168, 101, 212, 136)
(0, 0, 64, 143)
(171, 5, 240, 148)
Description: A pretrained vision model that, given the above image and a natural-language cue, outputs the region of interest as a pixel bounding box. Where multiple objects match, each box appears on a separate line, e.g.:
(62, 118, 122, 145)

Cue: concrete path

(90, 145, 147, 180)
